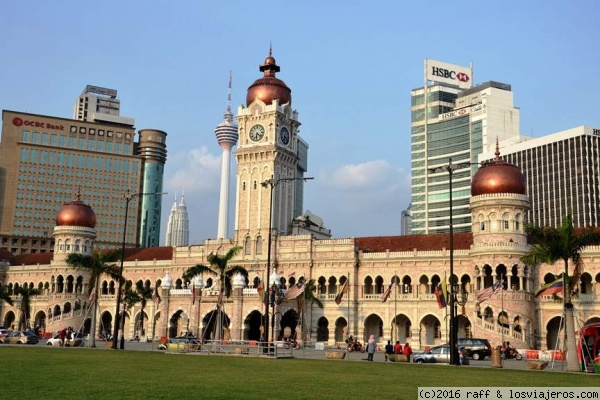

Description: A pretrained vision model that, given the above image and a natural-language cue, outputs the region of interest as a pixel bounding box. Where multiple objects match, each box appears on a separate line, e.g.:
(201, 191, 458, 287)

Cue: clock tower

(234, 49, 308, 245)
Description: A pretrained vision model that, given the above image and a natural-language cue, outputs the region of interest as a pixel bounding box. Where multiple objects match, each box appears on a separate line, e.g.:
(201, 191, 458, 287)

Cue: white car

(46, 333, 84, 347)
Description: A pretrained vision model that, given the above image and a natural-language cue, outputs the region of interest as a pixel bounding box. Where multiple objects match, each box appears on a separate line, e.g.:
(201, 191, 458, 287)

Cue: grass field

(1, 347, 597, 399)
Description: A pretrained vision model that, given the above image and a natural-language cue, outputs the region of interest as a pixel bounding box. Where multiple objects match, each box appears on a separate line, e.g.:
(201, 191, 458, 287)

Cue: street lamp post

(112, 191, 166, 350)
(260, 176, 313, 347)
(269, 269, 284, 342)
(429, 158, 481, 365)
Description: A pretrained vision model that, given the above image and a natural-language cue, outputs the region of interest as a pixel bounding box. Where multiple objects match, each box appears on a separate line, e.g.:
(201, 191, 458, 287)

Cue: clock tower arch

(234, 49, 308, 245)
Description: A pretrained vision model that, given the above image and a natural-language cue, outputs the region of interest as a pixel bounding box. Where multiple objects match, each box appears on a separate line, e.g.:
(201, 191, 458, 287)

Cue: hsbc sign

(426, 59, 473, 89)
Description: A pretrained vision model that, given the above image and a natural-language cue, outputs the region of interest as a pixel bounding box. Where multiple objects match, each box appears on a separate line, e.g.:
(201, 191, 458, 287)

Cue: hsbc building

(407, 60, 521, 235)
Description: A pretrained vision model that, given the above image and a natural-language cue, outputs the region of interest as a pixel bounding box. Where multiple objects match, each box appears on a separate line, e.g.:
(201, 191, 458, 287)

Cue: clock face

(249, 124, 265, 142)
(280, 127, 290, 145)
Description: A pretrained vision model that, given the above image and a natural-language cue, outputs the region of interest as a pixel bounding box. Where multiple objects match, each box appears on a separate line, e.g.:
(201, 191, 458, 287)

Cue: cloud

(167, 146, 222, 193)
(304, 160, 411, 237)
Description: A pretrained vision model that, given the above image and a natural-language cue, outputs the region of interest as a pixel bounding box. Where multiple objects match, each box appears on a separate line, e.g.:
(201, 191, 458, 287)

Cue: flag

(285, 282, 305, 300)
(535, 278, 564, 298)
(335, 281, 349, 305)
(381, 285, 392, 303)
(381, 277, 399, 303)
(257, 280, 263, 297)
(434, 284, 446, 308)
(152, 286, 161, 305)
(441, 278, 448, 306)
(475, 282, 502, 303)
(88, 291, 96, 303)
(191, 283, 196, 305)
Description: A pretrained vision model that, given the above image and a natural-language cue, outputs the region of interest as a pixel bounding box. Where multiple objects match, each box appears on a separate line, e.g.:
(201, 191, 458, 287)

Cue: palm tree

(15, 286, 41, 330)
(521, 214, 600, 372)
(0, 284, 13, 306)
(66, 250, 122, 348)
(134, 281, 154, 337)
(296, 279, 323, 344)
(182, 246, 248, 339)
(120, 286, 142, 340)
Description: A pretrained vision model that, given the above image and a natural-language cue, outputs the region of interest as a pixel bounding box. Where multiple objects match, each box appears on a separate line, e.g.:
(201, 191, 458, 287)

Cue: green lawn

(0, 347, 597, 399)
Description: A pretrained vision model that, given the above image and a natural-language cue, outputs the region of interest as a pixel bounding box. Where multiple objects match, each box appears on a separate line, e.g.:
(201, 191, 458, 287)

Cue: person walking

(366, 335, 377, 361)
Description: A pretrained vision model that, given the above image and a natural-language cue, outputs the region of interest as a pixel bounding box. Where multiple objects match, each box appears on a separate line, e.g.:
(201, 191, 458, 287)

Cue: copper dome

(56, 197, 96, 228)
(471, 145, 527, 196)
(246, 48, 292, 106)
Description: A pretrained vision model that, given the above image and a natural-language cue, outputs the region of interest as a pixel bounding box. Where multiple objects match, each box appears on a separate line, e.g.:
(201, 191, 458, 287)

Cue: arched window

(244, 236, 251, 255)
(255, 236, 263, 255)
(502, 213, 510, 230)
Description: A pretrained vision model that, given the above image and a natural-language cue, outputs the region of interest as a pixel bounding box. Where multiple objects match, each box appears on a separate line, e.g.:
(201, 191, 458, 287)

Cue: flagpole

(394, 272, 397, 343)
(347, 271, 350, 345)
(501, 273, 504, 347)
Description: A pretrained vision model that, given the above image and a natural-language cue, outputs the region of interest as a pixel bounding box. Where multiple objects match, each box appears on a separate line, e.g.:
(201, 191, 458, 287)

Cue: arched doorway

(33, 310, 46, 331)
(546, 316, 564, 350)
(280, 309, 299, 341)
(456, 315, 471, 338)
(135, 310, 149, 338)
(420, 314, 442, 348)
(334, 317, 347, 343)
(202, 309, 230, 340)
(316, 316, 329, 342)
(392, 314, 412, 343)
(169, 310, 185, 338)
(3, 310, 16, 329)
(243, 310, 262, 341)
(364, 313, 383, 343)
(100, 311, 113, 339)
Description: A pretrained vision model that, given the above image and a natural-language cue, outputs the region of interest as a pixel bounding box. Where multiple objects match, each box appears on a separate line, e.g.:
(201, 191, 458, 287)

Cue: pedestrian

(384, 340, 394, 361)
(394, 340, 403, 354)
(459, 347, 466, 365)
(403, 342, 413, 361)
(366, 335, 377, 361)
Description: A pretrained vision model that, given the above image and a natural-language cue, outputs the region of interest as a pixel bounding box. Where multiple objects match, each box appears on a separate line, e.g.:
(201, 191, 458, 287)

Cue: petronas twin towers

(164, 194, 189, 246)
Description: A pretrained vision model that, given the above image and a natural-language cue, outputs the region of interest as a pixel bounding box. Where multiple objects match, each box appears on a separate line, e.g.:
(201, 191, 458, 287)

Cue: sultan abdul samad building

(2, 51, 600, 352)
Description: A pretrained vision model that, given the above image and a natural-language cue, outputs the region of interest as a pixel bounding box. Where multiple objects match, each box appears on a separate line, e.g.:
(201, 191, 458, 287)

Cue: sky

(1, 1, 599, 245)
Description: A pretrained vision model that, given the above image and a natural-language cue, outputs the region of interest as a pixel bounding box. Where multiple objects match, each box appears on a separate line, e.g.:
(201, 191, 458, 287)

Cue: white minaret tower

(215, 72, 239, 239)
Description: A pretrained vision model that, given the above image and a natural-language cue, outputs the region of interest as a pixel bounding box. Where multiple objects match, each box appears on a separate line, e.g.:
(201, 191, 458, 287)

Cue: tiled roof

(355, 233, 473, 253)
(123, 246, 173, 262)
(9, 246, 173, 266)
(12, 253, 53, 266)
(0, 247, 15, 261)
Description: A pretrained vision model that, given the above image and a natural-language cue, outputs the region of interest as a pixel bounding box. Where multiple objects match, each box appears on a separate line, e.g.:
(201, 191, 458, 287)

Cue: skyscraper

(480, 125, 600, 229)
(410, 59, 520, 235)
(165, 194, 189, 246)
(215, 73, 238, 240)
(73, 85, 135, 127)
(0, 106, 166, 254)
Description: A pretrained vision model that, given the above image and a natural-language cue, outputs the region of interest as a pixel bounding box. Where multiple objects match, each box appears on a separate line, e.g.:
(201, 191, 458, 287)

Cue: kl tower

(215, 73, 239, 239)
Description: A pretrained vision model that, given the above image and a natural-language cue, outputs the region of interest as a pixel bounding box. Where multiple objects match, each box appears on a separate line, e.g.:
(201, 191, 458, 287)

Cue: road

(22, 339, 569, 371)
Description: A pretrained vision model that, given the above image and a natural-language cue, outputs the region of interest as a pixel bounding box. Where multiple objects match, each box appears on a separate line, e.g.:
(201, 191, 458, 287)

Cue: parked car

(158, 337, 201, 351)
(46, 333, 84, 347)
(3, 330, 40, 344)
(412, 344, 469, 364)
(457, 338, 492, 360)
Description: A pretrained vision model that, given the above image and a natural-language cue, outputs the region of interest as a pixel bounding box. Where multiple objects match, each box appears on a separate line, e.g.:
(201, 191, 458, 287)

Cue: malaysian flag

(475, 282, 502, 303)
(381, 276, 399, 303)
(284, 282, 305, 300)
(335, 281, 349, 305)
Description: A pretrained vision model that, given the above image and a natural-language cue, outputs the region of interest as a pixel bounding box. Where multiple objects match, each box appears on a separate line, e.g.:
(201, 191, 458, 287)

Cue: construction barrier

(525, 349, 539, 360)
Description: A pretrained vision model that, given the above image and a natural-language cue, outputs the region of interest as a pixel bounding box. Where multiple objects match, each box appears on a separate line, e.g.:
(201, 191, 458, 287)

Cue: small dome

(246, 48, 292, 106)
(471, 144, 527, 196)
(56, 198, 96, 228)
